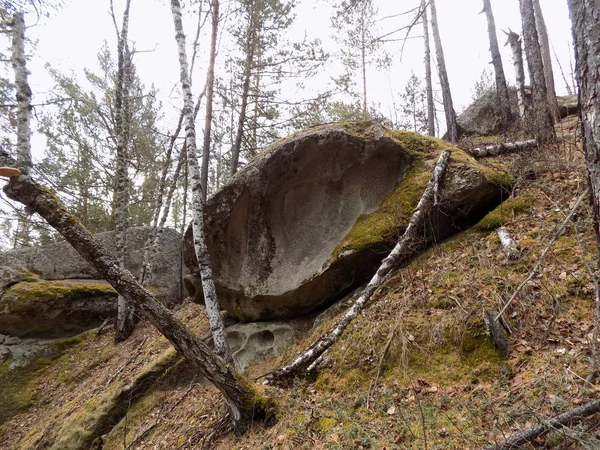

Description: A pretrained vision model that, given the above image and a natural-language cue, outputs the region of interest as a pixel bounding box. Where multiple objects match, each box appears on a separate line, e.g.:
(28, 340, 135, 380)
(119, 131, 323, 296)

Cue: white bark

(429, 0, 459, 142)
(505, 30, 527, 119)
(266, 150, 452, 384)
(11, 13, 31, 174)
(421, 0, 435, 137)
(468, 139, 538, 158)
(113, 0, 135, 342)
(170, 0, 233, 365)
(497, 226, 519, 259)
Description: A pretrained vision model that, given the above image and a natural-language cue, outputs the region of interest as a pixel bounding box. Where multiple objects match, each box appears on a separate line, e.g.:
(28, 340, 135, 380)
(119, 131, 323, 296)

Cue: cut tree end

(0, 167, 21, 178)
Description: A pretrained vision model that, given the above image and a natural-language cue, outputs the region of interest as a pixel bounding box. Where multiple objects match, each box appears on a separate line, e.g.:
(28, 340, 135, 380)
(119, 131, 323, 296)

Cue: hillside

(1, 116, 600, 449)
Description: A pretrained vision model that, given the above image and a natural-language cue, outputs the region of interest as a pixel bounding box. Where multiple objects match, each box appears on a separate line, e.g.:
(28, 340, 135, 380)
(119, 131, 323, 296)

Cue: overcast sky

(24, 0, 574, 137)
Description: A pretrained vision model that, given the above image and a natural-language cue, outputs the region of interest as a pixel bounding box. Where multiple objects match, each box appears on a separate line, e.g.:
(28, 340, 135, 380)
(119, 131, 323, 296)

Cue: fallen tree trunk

(2, 165, 275, 433)
(481, 397, 600, 450)
(264, 150, 451, 385)
(467, 139, 538, 157)
(497, 226, 519, 259)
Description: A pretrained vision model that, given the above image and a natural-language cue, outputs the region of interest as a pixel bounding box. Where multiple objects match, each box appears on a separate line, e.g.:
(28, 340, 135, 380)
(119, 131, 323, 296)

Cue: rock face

(0, 226, 183, 338)
(184, 123, 511, 322)
(457, 88, 521, 137)
(457, 89, 579, 137)
(0, 280, 117, 338)
(1, 226, 182, 305)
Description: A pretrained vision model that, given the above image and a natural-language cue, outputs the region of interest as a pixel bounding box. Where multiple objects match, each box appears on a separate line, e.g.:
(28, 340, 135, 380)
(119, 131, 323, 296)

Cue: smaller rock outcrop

(0, 226, 183, 338)
(0, 280, 117, 338)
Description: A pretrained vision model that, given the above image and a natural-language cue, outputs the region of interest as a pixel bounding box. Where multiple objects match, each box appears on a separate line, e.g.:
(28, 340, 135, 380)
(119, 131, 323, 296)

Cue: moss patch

(3, 280, 116, 304)
(473, 194, 534, 231)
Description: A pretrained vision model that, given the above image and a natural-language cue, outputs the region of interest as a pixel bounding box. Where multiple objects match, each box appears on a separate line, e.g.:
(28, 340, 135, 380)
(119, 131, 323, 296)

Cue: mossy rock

(184, 123, 510, 322)
(473, 194, 533, 231)
(0, 280, 117, 338)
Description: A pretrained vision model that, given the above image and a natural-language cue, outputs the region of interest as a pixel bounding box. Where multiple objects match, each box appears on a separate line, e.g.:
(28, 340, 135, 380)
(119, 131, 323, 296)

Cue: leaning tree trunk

(532, 0, 559, 120)
(482, 0, 513, 128)
(266, 150, 451, 384)
(6, 12, 273, 434)
(568, 0, 600, 381)
(200, 0, 219, 200)
(421, 0, 435, 136)
(505, 30, 527, 119)
(113, 0, 135, 342)
(230, 3, 259, 177)
(519, 0, 555, 143)
(170, 0, 233, 365)
(429, 0, 459, 142)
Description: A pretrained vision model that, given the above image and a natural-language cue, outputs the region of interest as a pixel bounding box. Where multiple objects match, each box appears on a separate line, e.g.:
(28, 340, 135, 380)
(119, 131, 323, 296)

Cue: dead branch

(264, 150, 452, 385)
(497, 226, 519, 259)
(467, 139, 538, 158)
(481, 397, 600, 450)
(496, 191, 586, 320)
(485, 311, 509, 359)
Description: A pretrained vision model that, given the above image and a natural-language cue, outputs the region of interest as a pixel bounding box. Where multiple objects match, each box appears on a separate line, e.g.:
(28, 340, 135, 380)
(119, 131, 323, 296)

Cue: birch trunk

(421, 0, 435, 137)
(114, 0, 135, 342)
(519, 0, 555, 143)
(5, 13, 274, 434)
(532, 0, 559, 120)
(266, 150, 451, 384)
(230, 3, 259, 177)
(170, 0, 233, 366)
(467, 138, 538, 157)
(568, 0, 600, 379)
(505, 30, 527, 119)
(429, 0, 459, 142)
(200, 0, 219, 200)
(11, 13, 31, 173)
(497, 226, 519, 259)
(482, 0, 513, 128)
(361, 23, 368, 119)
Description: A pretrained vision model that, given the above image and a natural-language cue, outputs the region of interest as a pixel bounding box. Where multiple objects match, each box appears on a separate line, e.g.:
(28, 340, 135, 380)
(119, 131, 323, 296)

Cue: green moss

(0, 334, 85, 426)
(332, 163, 430, 257)
(3, 280, 116, 304)
(317, 417, 338, 433)
(473, 194, 534, 231)
(387, 130, 447, 156)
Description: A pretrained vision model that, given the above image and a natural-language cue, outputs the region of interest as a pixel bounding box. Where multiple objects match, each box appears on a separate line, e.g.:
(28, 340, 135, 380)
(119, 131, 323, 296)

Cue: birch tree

(200, 0, 219, 198)
(504, 29, 526, 119)
(3, 11, 274, 433)
(519, 0, 555, 142)
(568, 0, 600, 382)
(482, 0, 513, 128)
(429, 0, 459, 142)
(170, 0, 233, 365)
(112, 0, 136, 342)
(421, 0, 435, 137)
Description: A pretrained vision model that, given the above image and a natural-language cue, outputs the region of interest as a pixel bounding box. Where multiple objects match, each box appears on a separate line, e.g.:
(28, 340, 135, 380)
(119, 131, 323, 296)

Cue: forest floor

(1, 115, 600, 449)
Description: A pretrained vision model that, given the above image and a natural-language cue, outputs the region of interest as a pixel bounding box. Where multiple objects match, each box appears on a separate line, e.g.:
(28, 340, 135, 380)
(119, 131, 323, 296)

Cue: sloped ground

(2, 116, 599, 449)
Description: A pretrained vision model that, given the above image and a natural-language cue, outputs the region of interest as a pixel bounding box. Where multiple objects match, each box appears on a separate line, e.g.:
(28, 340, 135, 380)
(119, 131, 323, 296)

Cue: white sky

(25, 0, 574, 138)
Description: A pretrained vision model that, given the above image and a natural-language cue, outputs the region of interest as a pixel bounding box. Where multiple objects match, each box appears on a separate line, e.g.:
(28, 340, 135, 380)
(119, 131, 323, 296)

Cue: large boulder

(184, 123, 511, 322)
(1, 226, 183, 305)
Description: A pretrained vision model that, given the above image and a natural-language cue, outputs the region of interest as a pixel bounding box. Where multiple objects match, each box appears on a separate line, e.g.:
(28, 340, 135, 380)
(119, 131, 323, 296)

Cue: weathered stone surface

(0, 258, 36, 297)
(224, 321, 309, 372)
(457, 88, 521, 137)
(457, 89, 579, 137)
(0, 226, 183, 305)
(0, 279, 117, 338)
(184, 123, 510, 322)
